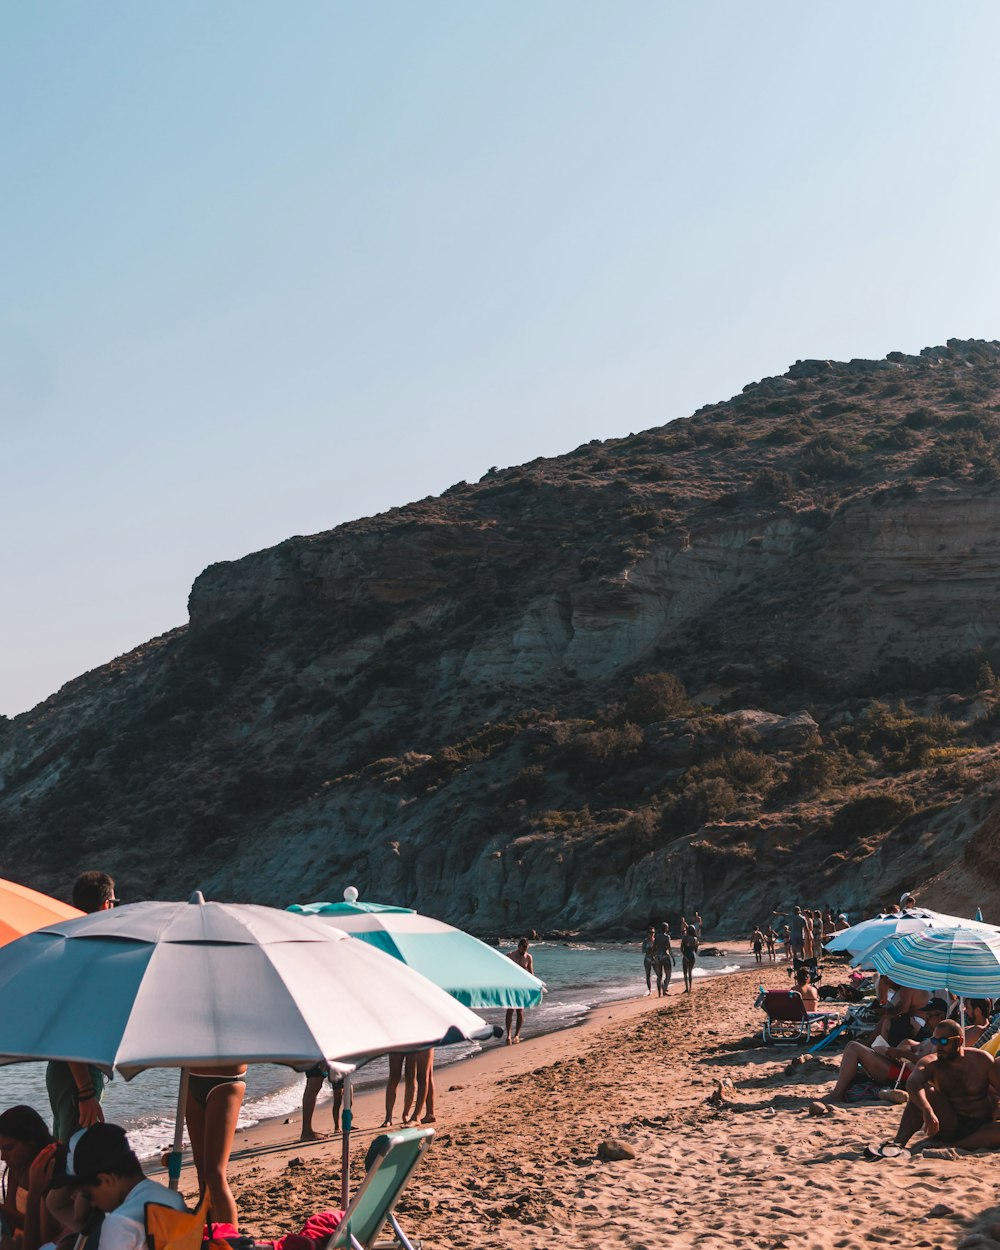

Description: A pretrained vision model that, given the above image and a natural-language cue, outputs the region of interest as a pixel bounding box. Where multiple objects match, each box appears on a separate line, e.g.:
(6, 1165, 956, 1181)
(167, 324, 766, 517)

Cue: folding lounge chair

(325, 1127, 433, 1250)
(760, 990, 840, 1045)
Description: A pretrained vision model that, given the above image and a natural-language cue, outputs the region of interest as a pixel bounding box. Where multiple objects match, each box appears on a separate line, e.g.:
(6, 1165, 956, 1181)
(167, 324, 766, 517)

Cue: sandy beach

(157, 965, 1000, 1249)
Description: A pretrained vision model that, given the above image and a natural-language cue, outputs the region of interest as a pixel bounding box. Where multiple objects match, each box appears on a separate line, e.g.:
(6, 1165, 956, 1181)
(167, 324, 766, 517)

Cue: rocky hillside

(6, 338, 1000, 935)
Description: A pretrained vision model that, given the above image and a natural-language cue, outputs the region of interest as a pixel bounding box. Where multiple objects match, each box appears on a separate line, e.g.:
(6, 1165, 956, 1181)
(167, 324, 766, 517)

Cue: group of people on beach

(750, 905, 850, 965)
(641, 914, 702, 996)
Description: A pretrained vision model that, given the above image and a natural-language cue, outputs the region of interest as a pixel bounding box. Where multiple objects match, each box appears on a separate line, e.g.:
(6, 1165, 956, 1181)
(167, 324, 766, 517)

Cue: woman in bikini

(680, 923, 699, 993)
(185, 1065, 247, 1227)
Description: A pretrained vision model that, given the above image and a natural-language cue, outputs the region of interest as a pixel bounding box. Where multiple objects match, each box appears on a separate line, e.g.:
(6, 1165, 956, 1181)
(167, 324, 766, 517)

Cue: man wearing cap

(48, 1124, 187, 1250)
(46, 872, 120, 1140)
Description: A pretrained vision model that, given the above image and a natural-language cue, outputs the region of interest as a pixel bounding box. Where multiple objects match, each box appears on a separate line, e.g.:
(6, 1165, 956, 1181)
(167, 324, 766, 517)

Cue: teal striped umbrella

(856, 927, 1000, 996)
(289, 889, 545, 1009)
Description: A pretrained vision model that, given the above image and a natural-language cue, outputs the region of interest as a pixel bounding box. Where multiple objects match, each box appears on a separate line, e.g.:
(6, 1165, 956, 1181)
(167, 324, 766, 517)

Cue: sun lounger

(324, 1127, 433, 1250)
(760, 990, 840, 1045)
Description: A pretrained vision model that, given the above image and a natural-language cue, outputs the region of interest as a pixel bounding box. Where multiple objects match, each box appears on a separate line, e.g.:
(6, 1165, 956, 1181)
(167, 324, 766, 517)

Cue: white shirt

(99, 1179, 189, 1250)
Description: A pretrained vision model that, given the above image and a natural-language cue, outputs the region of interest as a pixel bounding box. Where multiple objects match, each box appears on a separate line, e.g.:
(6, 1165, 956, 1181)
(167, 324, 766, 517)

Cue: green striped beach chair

(327, 1128, 433, 1250)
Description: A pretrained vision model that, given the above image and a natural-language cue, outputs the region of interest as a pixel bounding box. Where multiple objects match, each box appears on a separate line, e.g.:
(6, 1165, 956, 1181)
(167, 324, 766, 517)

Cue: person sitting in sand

(680, 923, 698, 993)
(823, 999, 949, 1102)
(653, 925, 675, 997)
(300, 1065, 344, 1142)
(793, 966, 820, 1013)
(878, 979, 931, 1046)
(964, 999, 993, 1048)
(505, 939, 534, 1042)
(872, 1019, 1000, 1156)
(46, 1123, 187, 1250)
(0, 1105, 62, 1250)
(641, 926, 656, 996)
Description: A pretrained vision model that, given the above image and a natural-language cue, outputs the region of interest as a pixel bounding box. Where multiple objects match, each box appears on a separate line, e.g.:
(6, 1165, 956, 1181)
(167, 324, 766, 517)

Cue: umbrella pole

(340, 1074, 353, 1211)
(168, 1067, 189, 1191)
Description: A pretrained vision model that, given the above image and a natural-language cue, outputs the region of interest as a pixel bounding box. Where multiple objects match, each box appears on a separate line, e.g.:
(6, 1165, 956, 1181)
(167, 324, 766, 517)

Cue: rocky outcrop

(5, 340, 1000, 933)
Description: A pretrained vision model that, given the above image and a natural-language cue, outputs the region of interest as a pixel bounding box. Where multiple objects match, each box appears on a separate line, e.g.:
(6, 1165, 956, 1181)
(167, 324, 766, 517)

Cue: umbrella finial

(189, 890, 207, 905)
(343, 886, 359, 903)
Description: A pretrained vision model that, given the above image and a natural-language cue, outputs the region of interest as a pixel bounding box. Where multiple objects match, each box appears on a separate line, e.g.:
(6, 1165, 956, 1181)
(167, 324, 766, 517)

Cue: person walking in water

(654, 924, 676, 996)
(680, 922, 699, 993)
(641, 926, 656, 996)
(505, 938, 534, 1043)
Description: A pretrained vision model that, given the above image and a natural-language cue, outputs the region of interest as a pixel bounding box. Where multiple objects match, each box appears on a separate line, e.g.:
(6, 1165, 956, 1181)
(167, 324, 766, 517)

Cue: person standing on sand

(382, 1053, 417, 1126)
(505, 939, 534, 1043)
(300, 1065, 343, 1141)
(406, 1051, 436, 1125)
(693, 911, 703, 938)
(653, 924, 675, 996)
(789, 907, 805, 961)
(47, 871, 118, 1141)
(764, 924, 776, 962)
(641, 926, 656, 996)
(680, 923, 698, 993)
(802, 910, 814, 961)
(751, 927, 764, 964)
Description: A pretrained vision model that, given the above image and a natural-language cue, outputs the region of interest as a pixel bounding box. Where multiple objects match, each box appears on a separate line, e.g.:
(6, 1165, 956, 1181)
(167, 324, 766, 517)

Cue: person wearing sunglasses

(46, 872, 118, 1141)
(872, 1019, 1000, 1158)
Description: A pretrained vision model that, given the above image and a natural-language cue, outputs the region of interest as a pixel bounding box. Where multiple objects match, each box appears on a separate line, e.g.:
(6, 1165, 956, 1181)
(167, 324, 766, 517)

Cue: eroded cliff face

(5, 339, 1000, 932)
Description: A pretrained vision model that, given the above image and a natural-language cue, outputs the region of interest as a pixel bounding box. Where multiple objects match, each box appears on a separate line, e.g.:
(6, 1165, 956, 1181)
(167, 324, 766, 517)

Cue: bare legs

(682, 958, 694, 993)
(505, 1008, 524, 1043)
(383, 1053, 416, 1127)
(301, 1073, 326, 1141)
(406, 1049, 435, 1124)
(186, 1080, 245, 1228)
(823, 1041, 899, 1102)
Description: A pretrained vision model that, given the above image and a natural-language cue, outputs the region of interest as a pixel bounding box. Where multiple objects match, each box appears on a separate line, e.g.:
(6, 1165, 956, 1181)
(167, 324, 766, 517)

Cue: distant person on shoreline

(505, 938, 534, 1043)
(382, 1053, 417, 1126)
(641, 926, 656, 996)
(693, 911, 703, 938)
(300, 1064, 344, 1141)
(751, 927, 764, 964)
(764, 924, 776, 962)
(653, 924, 675, 996)
(789, 907, 805, 962)
(680, 923, 699, 993)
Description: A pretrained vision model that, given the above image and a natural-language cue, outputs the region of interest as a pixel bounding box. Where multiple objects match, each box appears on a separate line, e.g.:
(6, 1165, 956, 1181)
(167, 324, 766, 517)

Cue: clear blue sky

(3, 2, 1000, 716)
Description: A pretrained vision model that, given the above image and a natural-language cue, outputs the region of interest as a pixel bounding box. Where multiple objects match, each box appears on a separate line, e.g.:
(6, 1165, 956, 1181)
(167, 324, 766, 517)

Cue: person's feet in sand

(421, 1114, 436, 1124)
(299, 1130, 329, 1142)
(379, 1118, 392, 1128)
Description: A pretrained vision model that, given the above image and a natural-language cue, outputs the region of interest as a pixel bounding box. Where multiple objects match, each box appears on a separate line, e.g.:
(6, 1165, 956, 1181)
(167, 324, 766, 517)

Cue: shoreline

(155, 950, 762, 1188)
(163, 958, 1000, 1248)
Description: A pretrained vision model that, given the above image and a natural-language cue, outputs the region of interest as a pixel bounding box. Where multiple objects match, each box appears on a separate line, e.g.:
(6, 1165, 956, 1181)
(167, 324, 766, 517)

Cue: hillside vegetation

(5, 339, 1000, 933)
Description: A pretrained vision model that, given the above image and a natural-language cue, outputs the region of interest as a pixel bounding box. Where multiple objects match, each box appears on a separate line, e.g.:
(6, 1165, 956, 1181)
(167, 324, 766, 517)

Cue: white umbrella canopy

(0, 893, 492, 1077)
(825, 908, 998, 958)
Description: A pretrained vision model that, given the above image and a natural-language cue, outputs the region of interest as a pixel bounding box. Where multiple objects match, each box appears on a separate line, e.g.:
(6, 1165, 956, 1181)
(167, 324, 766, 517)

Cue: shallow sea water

(0, 940, 756, 1158)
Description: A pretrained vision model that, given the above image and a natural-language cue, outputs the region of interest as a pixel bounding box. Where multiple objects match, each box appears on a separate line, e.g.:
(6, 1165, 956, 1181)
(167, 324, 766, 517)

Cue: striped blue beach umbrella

(289, 888, 545, 1009)
(855, 927, 1000, 997)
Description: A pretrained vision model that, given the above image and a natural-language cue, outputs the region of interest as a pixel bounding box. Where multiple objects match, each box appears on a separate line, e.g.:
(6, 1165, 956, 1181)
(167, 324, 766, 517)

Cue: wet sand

(171, 966, 1000, 1249)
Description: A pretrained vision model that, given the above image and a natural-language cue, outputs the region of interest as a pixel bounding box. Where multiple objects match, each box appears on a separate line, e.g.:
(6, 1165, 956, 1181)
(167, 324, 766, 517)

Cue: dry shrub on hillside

(622, 672, 690, 726)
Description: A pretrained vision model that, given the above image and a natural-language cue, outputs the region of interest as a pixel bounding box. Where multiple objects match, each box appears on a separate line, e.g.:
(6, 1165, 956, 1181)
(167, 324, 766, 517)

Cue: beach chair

(760, 990, 840, 1046)
(324, 1127, 433, 1250)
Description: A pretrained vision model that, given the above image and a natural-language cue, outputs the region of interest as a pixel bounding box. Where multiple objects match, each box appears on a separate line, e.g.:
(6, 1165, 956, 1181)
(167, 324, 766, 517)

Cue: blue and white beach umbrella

(289, 888, 545, 1009)
(826, 908, 998, 958)
(854, 926, 1000, 997)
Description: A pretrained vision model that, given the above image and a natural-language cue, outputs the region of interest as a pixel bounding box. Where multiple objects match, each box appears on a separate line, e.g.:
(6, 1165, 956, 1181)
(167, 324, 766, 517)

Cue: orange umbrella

(0, 877, 82, 946)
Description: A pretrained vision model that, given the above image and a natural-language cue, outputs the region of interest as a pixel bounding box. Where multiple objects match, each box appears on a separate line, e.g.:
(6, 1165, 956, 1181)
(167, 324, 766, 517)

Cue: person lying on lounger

(823, 999, 948, 1102)
(873, 1020, 1000, 1156)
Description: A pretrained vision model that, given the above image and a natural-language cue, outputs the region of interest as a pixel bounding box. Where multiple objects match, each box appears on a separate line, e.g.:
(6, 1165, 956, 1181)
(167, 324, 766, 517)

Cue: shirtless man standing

(505, 938, 534, 1044)
(882, 1020, 1000, 1155)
